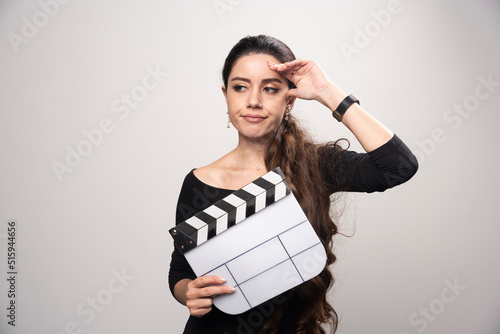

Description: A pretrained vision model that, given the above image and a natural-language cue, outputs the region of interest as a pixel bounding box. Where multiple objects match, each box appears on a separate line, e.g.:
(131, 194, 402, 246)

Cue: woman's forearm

(318, 83, 394, 152)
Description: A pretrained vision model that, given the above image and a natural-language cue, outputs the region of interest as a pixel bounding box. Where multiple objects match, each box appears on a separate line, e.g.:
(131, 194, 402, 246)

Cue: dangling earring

(284, 104, 291, 121)
(227, 111, 231, 128)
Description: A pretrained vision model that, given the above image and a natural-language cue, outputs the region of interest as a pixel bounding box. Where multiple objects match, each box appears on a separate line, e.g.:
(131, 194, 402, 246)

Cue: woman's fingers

(190, 275, 226, 288)
(268, 59, 310, 74)
(186, 296, 214, 317)
(185, 276, 235, 317)
(269, 58, 333, 101)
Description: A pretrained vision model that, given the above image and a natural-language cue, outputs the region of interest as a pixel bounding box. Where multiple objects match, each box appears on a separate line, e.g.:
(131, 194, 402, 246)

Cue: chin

(241, 131, 274, 142)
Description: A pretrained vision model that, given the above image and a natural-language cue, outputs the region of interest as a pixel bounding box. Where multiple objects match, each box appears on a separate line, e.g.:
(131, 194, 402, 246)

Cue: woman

(169, 35, 418, 333)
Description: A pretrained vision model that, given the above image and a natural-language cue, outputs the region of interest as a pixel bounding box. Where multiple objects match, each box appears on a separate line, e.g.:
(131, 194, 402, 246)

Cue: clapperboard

(169, 167, 326, 315)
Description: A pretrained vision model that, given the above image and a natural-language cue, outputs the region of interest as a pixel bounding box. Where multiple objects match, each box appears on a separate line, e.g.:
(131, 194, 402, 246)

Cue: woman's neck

(230, 135, 270, 172)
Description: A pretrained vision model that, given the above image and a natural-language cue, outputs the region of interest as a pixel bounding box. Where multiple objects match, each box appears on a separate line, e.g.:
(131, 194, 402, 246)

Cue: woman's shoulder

(193, 164, 218, 187)
(192, 157, 232, 191)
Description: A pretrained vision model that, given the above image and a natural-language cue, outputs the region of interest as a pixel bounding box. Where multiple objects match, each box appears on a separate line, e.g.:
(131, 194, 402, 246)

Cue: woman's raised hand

(267, 59, 346, 105)
(184, 276, 235, 317)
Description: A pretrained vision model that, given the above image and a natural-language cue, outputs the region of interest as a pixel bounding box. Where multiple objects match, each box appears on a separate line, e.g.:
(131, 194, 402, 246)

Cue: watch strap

(332, 94, 359, 121)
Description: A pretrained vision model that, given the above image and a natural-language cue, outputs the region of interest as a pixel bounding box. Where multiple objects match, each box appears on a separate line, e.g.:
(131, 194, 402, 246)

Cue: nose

(247, 89, 262, 109)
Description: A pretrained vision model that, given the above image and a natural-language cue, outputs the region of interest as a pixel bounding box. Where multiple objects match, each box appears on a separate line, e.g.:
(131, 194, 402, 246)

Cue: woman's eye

(233, 85, 247, 92)
(264, 87, 279, 93)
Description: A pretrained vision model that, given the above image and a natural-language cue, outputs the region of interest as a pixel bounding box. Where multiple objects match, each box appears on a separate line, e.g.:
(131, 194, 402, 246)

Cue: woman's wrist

(316, 83, 348, 113)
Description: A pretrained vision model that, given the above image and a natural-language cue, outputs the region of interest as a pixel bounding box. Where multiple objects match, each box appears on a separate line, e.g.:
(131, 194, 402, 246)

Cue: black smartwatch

(332, 94, 359, 122)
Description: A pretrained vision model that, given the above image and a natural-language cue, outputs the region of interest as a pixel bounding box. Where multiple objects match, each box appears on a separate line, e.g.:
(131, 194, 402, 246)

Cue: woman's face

(223, 54, 292, 142)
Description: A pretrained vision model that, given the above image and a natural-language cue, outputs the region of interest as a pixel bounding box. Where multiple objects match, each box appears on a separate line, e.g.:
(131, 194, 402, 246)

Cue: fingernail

(227, 286, 235, 292)
(218, 277, 226, 283)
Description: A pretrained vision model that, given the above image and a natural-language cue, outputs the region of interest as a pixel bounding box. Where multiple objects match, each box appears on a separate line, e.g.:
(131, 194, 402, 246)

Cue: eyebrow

(230, 77, 284, 85)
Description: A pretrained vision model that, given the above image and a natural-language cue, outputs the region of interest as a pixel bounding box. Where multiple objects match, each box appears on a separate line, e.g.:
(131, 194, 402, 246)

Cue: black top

(168, 134, 418, 334)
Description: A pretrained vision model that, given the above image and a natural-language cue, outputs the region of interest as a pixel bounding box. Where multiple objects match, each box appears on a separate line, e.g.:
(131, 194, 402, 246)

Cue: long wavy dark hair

(222, 35, 345, 333)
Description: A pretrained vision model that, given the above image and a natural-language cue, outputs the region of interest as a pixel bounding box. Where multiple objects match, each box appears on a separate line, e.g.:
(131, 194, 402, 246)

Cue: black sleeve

(168, 173, 198, 296)
(168, 247, 197, 296)
(168, 171, 233, 296)
(320, 134, 418, 193)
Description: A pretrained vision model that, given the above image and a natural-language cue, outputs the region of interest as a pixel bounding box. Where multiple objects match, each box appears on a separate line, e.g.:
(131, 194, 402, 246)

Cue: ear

(287, 96, 297, 107)
(222, 85, 228, 103)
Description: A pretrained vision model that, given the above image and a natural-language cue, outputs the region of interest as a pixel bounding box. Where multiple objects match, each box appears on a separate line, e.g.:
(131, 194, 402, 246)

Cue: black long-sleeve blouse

(168, 134, 418, 334)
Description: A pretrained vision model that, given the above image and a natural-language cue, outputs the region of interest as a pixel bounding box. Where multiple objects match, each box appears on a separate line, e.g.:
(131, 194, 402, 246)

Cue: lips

(242, 114, 267, 123)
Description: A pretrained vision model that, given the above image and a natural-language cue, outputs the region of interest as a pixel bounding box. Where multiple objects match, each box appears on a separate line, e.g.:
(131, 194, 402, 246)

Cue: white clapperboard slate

(169, 167, 326, 315)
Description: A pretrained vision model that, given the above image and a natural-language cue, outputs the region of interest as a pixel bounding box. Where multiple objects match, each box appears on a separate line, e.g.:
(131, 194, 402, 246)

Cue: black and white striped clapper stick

(170, 167, 291, 254)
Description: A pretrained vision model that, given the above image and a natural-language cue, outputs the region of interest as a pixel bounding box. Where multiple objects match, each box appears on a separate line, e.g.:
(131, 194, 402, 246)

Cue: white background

(1, 0, 499, 333)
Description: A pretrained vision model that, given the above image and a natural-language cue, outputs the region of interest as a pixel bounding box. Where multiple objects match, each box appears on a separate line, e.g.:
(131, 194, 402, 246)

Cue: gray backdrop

(1, 0, 499, 333)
